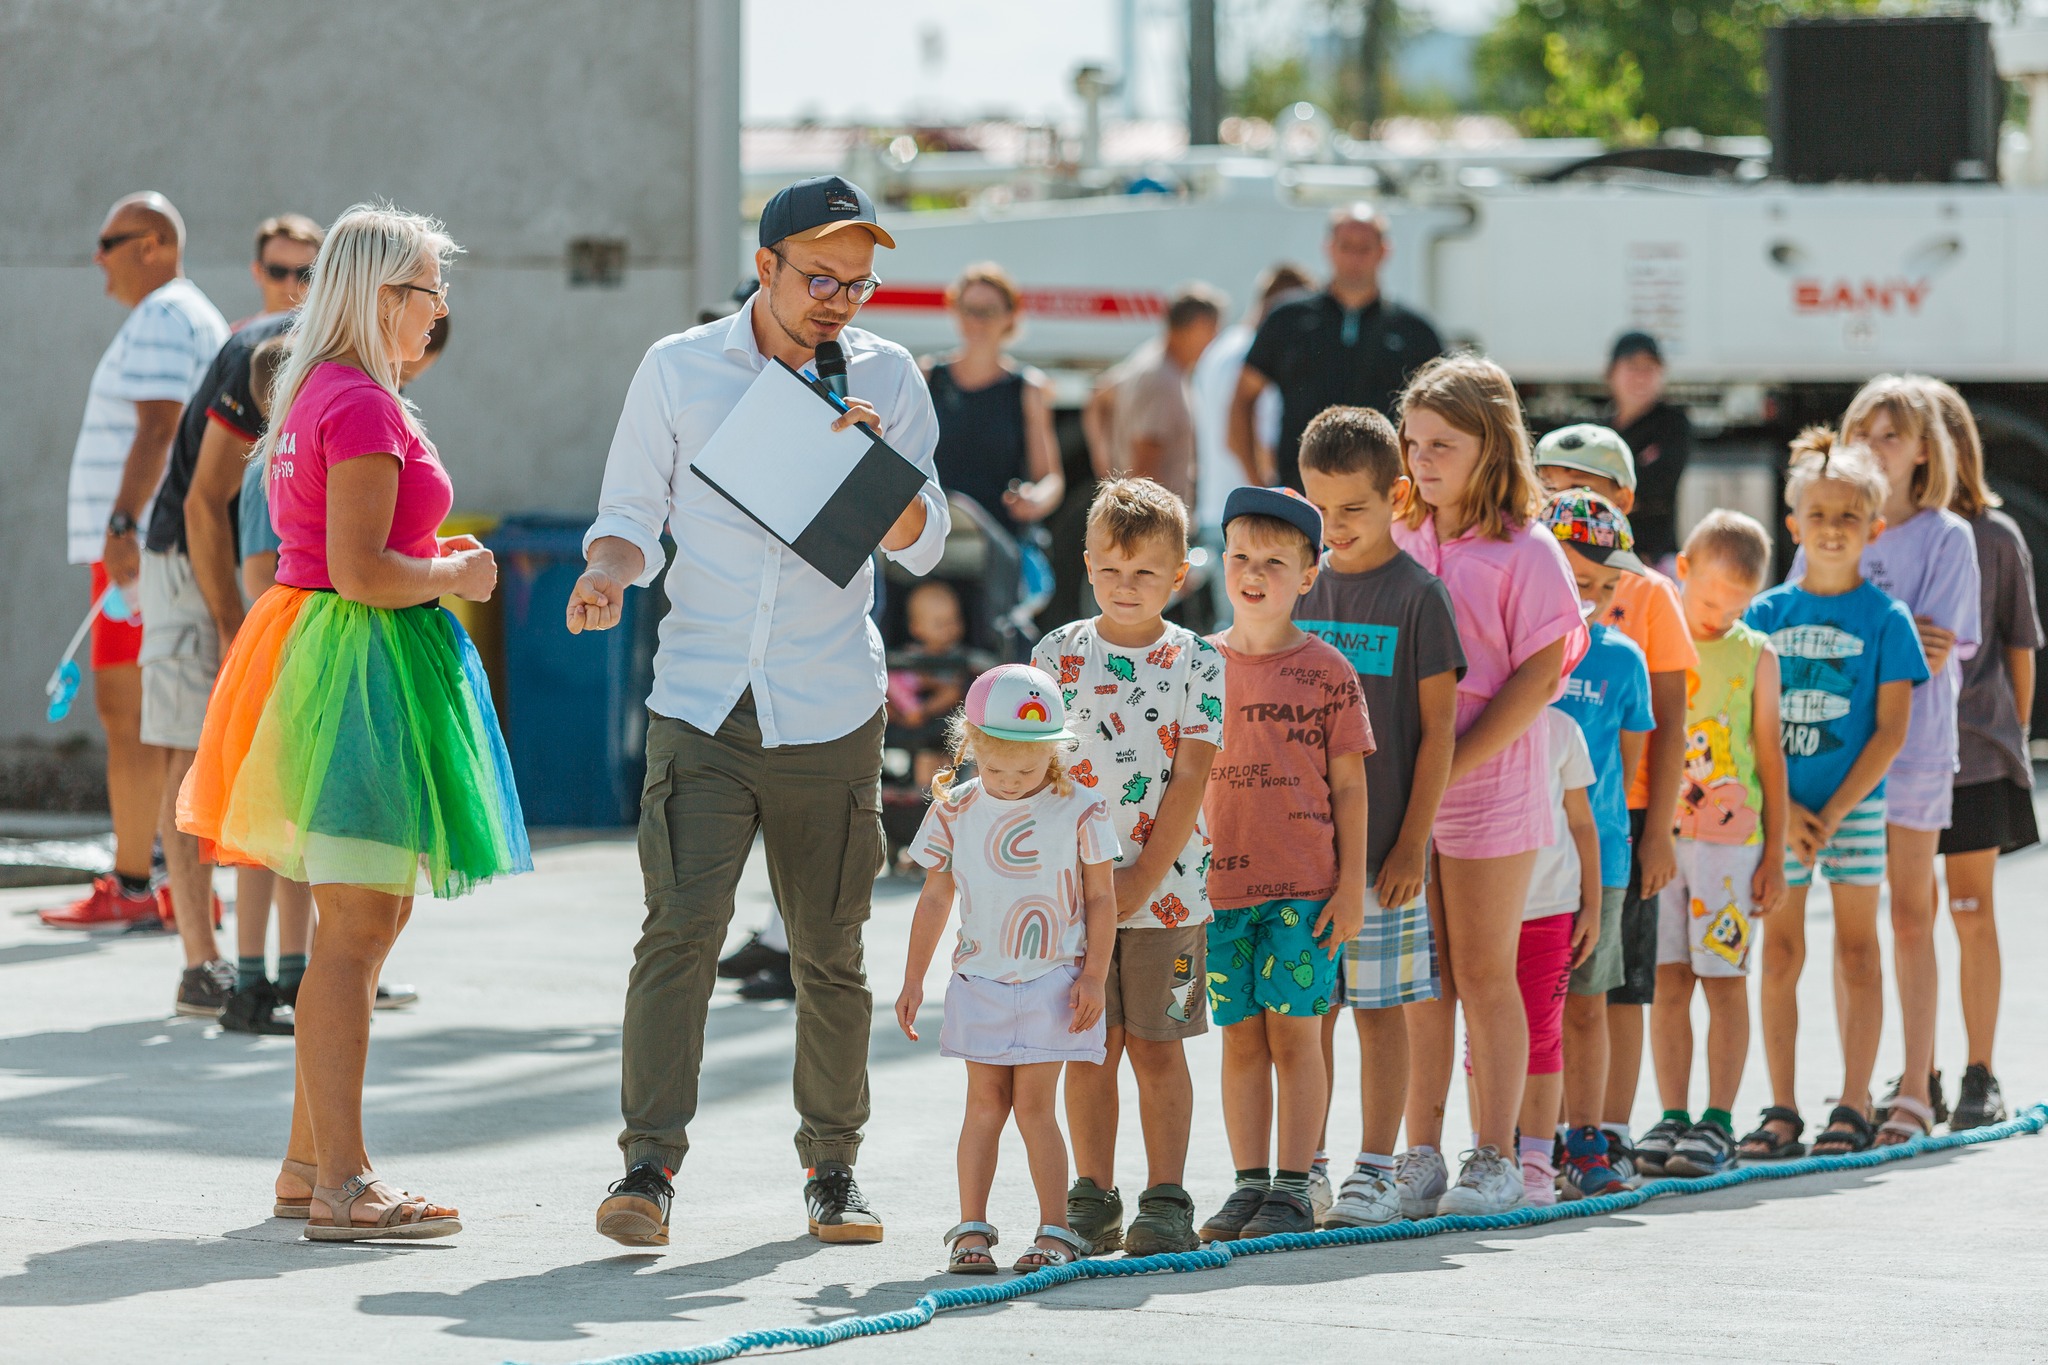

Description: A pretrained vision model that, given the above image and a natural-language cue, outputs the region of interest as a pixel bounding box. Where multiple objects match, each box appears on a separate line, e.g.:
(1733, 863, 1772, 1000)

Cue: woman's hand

(445, 546, 498, 602)
(895, 979, 925, 1041)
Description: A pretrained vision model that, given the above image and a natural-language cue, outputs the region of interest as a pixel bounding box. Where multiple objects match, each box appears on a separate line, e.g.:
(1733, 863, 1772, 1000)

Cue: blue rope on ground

(526, 1102, 2048, 1365)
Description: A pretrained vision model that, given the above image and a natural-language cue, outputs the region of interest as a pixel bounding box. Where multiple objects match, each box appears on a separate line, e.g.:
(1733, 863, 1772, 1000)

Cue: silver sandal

(942, 1220, 1000, 1274)
(1011, 1224, 1087, 1273)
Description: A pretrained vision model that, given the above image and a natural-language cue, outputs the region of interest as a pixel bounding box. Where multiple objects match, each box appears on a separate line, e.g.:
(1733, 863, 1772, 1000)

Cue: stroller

(875, 493, 1048, 861)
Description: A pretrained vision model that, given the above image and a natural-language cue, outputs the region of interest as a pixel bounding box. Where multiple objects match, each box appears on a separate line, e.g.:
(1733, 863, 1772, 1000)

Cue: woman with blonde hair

(180, 203, 529, 1240)
(921, 262, 1064, 532)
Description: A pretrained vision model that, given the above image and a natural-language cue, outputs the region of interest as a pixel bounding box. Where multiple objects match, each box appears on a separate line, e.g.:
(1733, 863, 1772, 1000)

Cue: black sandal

(1736, 1105, 1807, 1160)
(1809, 1104, 1875, 1156)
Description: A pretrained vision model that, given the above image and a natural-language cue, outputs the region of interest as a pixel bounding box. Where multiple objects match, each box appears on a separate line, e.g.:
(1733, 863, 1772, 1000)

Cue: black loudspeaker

(1768, 17, 2002, 184)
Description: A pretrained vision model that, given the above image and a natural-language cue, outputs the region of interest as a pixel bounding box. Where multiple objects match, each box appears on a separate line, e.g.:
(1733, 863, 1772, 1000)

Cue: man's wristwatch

(106, 512, 138, 539)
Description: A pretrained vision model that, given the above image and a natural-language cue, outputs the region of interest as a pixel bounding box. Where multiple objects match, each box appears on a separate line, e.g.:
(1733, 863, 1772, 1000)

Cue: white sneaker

(1323, 1169, 1402, 1227)
(1393, 1147, 1449, 1219)
(1436, 1146, 1527, 1216)
(1307, 1166, 1334, 1223)
(1522, 1155, 1558, 1208)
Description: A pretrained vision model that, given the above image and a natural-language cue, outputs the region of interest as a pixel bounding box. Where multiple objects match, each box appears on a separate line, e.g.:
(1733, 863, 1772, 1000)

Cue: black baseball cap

(1222, 486, 1323, 554)
(1609, 330, 1663, 366)
(757, 175, 896, 250)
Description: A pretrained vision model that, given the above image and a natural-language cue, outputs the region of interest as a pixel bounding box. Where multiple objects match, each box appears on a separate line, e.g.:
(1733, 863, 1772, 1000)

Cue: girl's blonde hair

(1841, 373, 1956, 513)
(1918, 376, 2000, 518)
(930, 711, 1073, 802)
(255, 202, 460, 471)
(1396, 353, 1542, 540)
(1784, 426, 1888, 519)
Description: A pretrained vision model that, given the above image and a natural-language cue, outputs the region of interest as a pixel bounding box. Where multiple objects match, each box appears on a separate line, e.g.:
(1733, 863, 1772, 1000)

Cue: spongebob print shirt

(1032, 619, 1224, 929)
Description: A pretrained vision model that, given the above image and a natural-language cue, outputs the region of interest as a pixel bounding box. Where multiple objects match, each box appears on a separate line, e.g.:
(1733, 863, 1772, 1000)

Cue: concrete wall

(0, 0, 741, 744)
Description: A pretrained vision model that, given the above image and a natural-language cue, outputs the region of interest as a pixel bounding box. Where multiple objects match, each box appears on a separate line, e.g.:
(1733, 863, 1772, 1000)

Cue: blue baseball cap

(757, 175, 896, 250)
(1221, 486, 1323, 554)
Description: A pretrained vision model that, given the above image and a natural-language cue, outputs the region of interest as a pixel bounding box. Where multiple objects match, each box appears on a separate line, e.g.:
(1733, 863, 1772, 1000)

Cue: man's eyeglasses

(261, 262, 315, 285)
(396, 281, 450, 305)
(97, 231, 152, 254)
(771, 249, 880, 305)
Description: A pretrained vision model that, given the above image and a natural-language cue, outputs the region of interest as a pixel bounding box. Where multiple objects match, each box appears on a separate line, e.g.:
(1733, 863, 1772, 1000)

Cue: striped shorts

(1340, 884, 1439, 1009)
(1784, 792, 1887, 888)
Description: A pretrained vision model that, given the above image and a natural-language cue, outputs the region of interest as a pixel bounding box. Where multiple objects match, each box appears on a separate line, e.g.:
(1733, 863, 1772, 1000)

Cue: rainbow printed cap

(965, 663, 1076, 743)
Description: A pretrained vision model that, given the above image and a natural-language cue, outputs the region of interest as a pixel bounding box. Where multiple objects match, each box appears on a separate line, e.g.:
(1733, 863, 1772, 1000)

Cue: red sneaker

(156, 885, 225, 931)
(39, 875, 161, 929)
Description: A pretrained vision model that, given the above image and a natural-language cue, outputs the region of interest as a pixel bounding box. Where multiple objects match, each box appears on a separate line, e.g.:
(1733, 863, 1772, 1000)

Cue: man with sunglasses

(127, 213, 324, 1024)
(45, 193, 227, 935)
(573, 176, 947, 1251)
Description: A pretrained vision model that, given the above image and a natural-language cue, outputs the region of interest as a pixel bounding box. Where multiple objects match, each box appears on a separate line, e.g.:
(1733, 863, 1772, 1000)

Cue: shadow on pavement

(0, 940, 99, 967)
(0, 1225, 439, 1310)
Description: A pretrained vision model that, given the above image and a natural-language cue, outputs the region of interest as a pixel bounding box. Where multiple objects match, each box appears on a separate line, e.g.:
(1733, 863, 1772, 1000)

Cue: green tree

(1477, 0, 1896, 140)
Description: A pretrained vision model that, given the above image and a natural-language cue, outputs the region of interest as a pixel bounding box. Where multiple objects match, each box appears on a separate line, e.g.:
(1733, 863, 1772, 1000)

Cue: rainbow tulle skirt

(178, 586, 530, 898)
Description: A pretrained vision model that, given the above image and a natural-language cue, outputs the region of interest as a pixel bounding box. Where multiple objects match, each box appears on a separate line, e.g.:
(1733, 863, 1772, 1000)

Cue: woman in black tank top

(921, 263, 1063, 533)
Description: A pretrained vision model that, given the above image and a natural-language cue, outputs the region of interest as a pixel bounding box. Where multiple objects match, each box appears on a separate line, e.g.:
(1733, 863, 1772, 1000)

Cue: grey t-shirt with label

(1957, 509, 2043, 788)
(1295, 548, 1467, 881)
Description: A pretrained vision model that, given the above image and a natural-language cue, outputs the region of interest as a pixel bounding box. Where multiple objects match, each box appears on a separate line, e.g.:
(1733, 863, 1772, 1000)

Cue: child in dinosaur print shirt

(1032, 617, 1224, 931)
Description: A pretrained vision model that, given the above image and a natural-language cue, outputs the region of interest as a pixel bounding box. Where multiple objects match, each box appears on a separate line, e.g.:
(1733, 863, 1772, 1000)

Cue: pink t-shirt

(1392, 513, 1588, 859)
(270, 362, 453, 592)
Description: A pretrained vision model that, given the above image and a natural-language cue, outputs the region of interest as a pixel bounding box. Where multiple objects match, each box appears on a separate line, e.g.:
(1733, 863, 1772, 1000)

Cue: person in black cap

(573, 175, 947, 1251)
(1601, 331, 1692, 568)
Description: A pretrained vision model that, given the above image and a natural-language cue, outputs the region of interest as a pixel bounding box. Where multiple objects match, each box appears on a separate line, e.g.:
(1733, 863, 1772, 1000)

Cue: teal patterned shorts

(1206, 899, 1339, 1026)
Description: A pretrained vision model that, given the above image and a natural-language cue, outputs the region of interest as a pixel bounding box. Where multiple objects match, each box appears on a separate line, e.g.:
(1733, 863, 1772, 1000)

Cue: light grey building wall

(0, 0, 742, 748)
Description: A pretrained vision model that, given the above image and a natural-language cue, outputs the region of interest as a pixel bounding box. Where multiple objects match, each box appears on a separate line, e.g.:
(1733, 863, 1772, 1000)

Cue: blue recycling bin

(494, 515, 660, 827)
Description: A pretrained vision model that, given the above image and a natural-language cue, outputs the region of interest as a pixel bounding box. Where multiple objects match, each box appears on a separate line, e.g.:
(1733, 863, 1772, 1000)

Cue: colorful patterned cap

(1540, 487, 1647, 576)
(1535, 422, 1637, 491)
(965, 663, 1077, 743)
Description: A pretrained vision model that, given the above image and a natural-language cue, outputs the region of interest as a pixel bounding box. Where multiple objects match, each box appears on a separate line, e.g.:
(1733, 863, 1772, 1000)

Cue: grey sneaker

(1632, 1118, 1689, 1177)
(1122, 1183, 1198, 1255)
(1238, 1190, 1315, 1239)
(1307, 1165, 1334, 1224)
(1065, 1177, 1123, 1254)
(1323, 1169, 1401, 1227)
(1436, 1146, 1525, 1216)
(175, 959, 234, 1018)
(1393, 1147, 1448, 1219)
(1198, 1184, 1268, 1243)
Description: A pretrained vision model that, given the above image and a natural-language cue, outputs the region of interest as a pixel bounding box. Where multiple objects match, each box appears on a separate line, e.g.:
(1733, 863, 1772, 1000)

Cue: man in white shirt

(43, 192, 228, 934)
(573, 177, 947, 1250)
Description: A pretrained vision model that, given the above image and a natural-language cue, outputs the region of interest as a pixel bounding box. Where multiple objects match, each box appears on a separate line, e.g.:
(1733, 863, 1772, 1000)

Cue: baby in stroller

(888, 581, 999, 794)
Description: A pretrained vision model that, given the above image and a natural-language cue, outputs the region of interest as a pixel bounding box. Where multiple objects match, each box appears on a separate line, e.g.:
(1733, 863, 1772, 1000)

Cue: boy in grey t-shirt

(1294, 406, 1466, 1227)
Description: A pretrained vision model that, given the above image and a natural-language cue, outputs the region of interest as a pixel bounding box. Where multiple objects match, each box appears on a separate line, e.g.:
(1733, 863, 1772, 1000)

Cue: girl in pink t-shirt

(1389, 354, 1588, 1214)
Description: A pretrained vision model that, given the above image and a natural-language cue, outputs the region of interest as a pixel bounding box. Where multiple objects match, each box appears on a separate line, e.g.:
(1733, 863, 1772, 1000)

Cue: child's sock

(235, 956, 267, 993)
(277, 953, 308, 993)
(116, 872, 153, 900)
(1702, 1107, 1734, 1135)
(1662, 1108, 1693, 1129)
(1271, 1169, 1312, 1201)
(1601, 1122, 1631, 1147)
(1355, 1151, 1396, 1176)
(1234, 1167, 1271, 1192)
(1408, 1142, 1437, 1157)
(1517, 1135, 1552, 1167)
(1310, 1150, 1329, 1176)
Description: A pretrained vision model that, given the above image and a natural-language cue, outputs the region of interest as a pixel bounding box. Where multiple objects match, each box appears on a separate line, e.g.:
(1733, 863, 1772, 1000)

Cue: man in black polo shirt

(1228, 205, 1443, 491)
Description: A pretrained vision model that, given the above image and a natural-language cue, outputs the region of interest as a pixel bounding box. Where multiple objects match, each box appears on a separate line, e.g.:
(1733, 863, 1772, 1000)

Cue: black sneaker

(1122, 1183, 1197, 1255)
(220, 979, 295, 1035)
(175, 960, 234, 1018)
(1664, 1119, 1735, 1178)
(738, 959, 797, 1001)
(597, 1161, 674, 1246)
(1950, 1063, 2008, 1131)
(1198, 1185, 1268, 1243)
(805, 1161, 883, 1243)
(718, 933, 790, 981)
(374, 981, 419, 1010)
(1065, 1177, 1124, 1254)
(1238, 1190, 1315, 1239)
(1633, 1118, 1689, 1177)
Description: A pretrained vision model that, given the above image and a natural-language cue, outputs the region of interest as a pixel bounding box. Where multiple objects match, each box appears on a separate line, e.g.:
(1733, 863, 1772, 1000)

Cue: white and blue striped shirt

(66, 278, 228, 564)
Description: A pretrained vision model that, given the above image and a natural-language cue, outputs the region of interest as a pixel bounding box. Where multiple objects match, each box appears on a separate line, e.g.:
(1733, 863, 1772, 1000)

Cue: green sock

(1703, 1107, 1734, 1135)
(277, 953, 308, 992)
(1234, 1166, 1271, 1191)
(1662, 1108, 1692, 1128)
(235, 956, 267, 993)
(1272, 1169, 1312, 1199)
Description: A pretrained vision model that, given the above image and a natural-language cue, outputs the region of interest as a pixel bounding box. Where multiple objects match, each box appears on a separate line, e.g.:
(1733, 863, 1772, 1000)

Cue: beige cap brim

(786, 220, 897, 250)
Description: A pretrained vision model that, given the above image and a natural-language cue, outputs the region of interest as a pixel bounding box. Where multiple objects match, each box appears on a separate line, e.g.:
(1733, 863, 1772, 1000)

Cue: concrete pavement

(3, 822, 2047, 1364)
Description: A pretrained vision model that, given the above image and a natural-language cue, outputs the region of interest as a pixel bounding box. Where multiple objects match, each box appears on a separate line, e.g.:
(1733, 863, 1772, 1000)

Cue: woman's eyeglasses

(771, 249, 880, 305)
(396, 281, 451, 305)
(261, 262, 315, 284)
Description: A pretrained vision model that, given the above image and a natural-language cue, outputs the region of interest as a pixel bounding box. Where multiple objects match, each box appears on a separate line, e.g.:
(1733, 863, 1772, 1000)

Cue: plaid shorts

(1339, 884, 1439, 1010)
(1784, 792, 1887, 888)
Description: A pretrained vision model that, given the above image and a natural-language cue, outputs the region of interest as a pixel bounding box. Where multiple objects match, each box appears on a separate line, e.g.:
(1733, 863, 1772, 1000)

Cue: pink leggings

(1463, 912, 1574, 1077)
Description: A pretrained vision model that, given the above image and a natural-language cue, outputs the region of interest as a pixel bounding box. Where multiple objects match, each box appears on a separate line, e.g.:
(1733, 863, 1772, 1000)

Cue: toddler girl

(897, 664, 1119, 1272)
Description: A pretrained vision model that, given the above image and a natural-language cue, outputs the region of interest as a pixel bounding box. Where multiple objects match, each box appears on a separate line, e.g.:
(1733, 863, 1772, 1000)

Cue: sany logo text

(1792, 278, 1932, 314)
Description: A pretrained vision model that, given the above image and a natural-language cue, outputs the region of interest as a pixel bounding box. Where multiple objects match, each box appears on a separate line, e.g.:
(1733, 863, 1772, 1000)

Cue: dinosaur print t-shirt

(910, 777, 1119, 984)
(1032, 618, 1224, 930)
(1202, 632, 1375, 910)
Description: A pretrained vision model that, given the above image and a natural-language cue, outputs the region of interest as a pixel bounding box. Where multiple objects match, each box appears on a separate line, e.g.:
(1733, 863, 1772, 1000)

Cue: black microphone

(814, 340, 849, 402)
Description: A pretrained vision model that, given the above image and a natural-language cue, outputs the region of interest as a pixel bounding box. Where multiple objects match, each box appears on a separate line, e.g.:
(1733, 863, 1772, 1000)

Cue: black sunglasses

(261, 262, 315, 284)
(771, 248, 880, 305)
(97, 231, 152, 254)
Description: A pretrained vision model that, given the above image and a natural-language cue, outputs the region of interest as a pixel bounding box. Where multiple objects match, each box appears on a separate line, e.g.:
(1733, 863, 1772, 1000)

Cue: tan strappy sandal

(274, 1158, 317, 1219)
(305, 1173, 461, 1242)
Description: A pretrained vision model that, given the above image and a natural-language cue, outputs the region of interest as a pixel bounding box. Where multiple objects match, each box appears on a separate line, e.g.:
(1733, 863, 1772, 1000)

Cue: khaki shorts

(1568, 887, 1628, 997)
(1102, 922, 1208, 1042)
(138, 549, 220, 751)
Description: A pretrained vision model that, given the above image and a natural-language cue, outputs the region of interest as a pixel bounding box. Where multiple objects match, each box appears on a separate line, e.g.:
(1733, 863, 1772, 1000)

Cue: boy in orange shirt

(1535, 424, 1697, 1176)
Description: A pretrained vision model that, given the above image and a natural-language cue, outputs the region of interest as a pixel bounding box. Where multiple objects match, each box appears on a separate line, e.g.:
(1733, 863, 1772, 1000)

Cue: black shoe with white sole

(718, 933, 790, 981)
(221, 978, 295, 1035)
(738, 960, 797, 1001)
(1949, 1063, 2008, 1131)
(175, 960, 234, 1018)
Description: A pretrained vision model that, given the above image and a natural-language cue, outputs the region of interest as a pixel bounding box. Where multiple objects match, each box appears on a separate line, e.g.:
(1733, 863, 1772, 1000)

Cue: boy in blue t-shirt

(1741, 434, 1926, 1160)
(1539, 491, 1655, 1200)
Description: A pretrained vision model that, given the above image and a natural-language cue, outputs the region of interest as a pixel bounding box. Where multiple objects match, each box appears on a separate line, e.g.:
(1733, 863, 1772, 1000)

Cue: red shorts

(89, 562, 144, 670)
